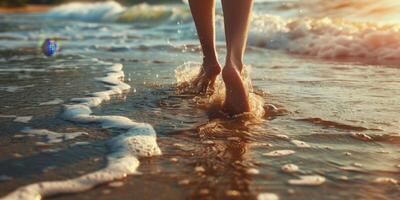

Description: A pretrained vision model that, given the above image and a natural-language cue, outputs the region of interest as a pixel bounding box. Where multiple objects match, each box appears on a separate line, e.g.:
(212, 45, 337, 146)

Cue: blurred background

(0, 0, 181, 7)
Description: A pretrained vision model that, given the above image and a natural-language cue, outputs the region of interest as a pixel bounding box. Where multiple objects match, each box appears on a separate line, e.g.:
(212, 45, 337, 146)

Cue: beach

(0, 1, 399, 199)
(0, 5, 52, 13)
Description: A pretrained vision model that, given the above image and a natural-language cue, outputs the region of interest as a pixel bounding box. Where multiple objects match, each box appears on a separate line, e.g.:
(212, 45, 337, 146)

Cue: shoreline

(0, 4, 52, 13)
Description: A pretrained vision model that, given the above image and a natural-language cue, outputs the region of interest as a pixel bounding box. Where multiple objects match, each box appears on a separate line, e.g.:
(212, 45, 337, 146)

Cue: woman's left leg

(188, 0, 221, 93)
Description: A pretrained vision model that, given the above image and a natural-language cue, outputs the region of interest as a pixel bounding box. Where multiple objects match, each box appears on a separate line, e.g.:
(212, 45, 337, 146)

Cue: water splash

(175, 62, 265, 118)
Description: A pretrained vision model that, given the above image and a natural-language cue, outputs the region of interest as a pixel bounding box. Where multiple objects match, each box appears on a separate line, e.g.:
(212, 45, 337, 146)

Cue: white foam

(71, 141, 90, 146)
(45, 2, 189, 23)
(2, 62, 161, 200)
(39, 98, 64, 106)
(21, 128, 88, 144)
(351, 132, 373, 141)
(95, 71, 125, 86)
(281, 164, 299, 173)
(70, 97, 103, 108)
(263, 150, 295, 157)
(275, 134, 290, 140)
(290, 140, 311, 148)
(338, 166, 364, 172)
(3, 121, 159, 198)
(14, 116, 32, 123)
(3, 155, 139, 200)
(108, 124, 161, 157)
(46, 1, 125, 22)
(106, 63, 123, 72)
(71, 66, 124, 104)
(288, 175, 326, 186)
(0, 85, 35, 93)
(247, 14, 400, 62)
(118, 3, 188, 23)
(301, 0, 400, 24)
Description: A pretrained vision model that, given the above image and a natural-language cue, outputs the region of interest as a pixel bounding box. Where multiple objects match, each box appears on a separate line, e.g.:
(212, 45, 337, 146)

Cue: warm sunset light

(0, 0, 399, 200)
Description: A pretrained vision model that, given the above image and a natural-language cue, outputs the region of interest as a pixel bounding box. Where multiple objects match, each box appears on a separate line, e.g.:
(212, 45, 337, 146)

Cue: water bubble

(288, 175, 326, 186)
(281, 164, 299, 173)
(290, 140, 310, 148)
(263, 150, 295, 157)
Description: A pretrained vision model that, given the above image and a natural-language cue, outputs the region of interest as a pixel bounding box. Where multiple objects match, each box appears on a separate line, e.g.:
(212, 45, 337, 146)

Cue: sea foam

(2, 62, 161, 200)
(0, 85, 35, 93)
(39, 98, 64, 106)
(14, 116, 32, 123)
(248, 14, 400, 61)
(21, 128, 88, 144)
(117, 3, 189, 23)
(45, 1, 188, 23)
(45, 1, 125, 22)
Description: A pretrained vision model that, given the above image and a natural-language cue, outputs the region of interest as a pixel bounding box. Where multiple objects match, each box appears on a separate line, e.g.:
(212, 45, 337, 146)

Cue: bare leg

(221, 0, 253, 114)
(188, 0, 221, 94)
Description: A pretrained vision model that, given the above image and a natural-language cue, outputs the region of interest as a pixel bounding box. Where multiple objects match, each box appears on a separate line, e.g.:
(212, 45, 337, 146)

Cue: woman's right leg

(188, 0, 221, 93)
(221, 0, 253, 115)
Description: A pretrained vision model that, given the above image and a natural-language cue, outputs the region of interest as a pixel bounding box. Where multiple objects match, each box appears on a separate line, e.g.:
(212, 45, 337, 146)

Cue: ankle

(225, 57, 244, 73)
(203, 57, 220, 68)
(202, 56, 221, 76)
(222, 64, 238, 82)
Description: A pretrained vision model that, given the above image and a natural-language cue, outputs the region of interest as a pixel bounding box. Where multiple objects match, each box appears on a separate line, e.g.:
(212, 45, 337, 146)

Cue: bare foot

(192, 62, 221, 94)
(222, 64, 250, 115)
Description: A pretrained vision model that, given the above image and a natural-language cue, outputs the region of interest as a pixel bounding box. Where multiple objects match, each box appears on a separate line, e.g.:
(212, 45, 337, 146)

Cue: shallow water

(0, 1, 400, 200)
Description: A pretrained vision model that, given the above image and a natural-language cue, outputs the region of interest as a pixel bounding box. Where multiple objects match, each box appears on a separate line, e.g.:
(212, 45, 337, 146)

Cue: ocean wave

(45, 1, 189, 23)
(248, 15, 400, 61)
(43, 1, 400, 62)
(117, 3, 190, 23)
(45, 1, 125, 22)
(300, 0, 400, 23)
